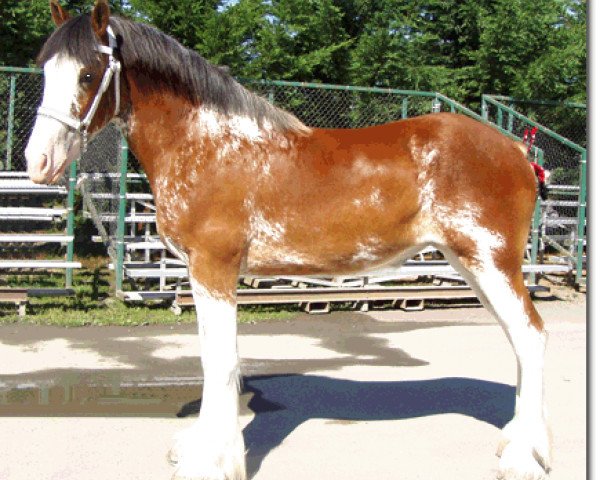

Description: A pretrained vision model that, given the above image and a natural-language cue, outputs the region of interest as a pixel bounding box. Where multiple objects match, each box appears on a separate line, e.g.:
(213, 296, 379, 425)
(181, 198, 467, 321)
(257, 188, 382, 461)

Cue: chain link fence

(482, 96, 586, 185)
(1, 66, 585, 295)
(498, 98, 586, 149)
(0, 68, 43, 172)
(481, 95, 587, 283)
(117, 81, 439, 296)
(244, 80, 434, 127)
(78, 124, 124, 263)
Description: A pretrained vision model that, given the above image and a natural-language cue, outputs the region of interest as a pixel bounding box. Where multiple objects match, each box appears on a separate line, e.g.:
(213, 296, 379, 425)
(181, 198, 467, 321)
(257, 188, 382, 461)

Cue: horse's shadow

(179, 374, 515, 478)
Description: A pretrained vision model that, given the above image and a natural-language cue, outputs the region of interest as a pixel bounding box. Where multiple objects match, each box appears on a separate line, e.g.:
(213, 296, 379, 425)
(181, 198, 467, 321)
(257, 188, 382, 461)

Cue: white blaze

(25, 55, 83, 183)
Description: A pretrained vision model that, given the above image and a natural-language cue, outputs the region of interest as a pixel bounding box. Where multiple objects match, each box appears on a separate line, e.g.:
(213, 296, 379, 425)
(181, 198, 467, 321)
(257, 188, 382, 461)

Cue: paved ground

(0, 287, 586, 480)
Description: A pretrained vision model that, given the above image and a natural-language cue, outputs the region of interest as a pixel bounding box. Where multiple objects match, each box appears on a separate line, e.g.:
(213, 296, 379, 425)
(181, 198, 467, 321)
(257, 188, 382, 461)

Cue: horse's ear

(91, 0, 111, 39)
(50, 0, 70, 28)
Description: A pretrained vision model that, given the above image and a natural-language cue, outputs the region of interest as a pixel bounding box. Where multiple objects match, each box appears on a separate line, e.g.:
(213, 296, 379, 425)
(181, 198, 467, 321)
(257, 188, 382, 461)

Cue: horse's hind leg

(441, 243, 551, 480)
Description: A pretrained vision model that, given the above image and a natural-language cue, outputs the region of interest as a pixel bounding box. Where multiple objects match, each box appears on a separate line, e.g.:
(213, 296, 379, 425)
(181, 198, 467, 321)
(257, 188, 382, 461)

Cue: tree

(348, 0, 488, 101)
(128, 0, 354, 83)
(2, 0, 587, 105)
(511, 0, 587, 103)
(0, 0, 135, 67)
(127, 0, 220, 50)
(348, 0, 586, 105)
(252, 0, 352, 82)
(0, 0, 54, 67)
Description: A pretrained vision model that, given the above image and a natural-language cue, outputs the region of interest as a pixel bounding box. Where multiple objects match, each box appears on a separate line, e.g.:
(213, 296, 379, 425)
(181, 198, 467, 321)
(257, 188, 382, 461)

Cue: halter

(36, 25, 121, 154)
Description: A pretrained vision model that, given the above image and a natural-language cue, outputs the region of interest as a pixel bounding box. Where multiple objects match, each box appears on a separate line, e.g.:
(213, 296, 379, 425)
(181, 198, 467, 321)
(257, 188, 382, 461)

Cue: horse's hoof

(497, 441, 550, 480)
(497, 418, 551, 473)
(171, 463, 246, 480)
(167, 446, 180, 467)
(168, 425, 246, 480)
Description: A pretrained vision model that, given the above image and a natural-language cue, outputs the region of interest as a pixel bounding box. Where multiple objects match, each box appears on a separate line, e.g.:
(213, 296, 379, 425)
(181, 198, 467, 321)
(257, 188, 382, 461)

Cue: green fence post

(401, 97, 408, 119)
(507, 110, 514, 135)
(496, 107, 503, 129)
(65, 160, 77, 288)
(576, 151, 587, 284)
(481, 97, 489, 121)
(5, 74, 17, 170)
(528, 149, 544, 284)
(115, 134, 128, 294)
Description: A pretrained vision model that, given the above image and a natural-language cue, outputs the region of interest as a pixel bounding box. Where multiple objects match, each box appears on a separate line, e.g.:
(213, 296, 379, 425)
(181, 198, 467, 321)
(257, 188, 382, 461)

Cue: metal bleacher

(1, 68, 583, 315)
(82, 170, 566, 314)
(0, 171, 81, 315)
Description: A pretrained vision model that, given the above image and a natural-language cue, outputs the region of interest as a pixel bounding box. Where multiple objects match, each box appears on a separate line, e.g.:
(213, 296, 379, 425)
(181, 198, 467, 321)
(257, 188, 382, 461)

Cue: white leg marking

(170, 279, 246, 480)
(442, 248, 551, 479)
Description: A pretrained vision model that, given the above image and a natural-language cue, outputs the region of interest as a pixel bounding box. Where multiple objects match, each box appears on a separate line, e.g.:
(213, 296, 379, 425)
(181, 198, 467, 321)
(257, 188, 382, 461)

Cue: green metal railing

(5, 74, 16, 171)
(115, 135, 129, 292)
(65, 160, 77, 287)
(484, 95, 586, 148)
(1, 66, 77, 289)
(0, 66, 586, 290)
(482, 94, 587, 284)
(1, 66, 42, 171)
(242, 78, 437, 128)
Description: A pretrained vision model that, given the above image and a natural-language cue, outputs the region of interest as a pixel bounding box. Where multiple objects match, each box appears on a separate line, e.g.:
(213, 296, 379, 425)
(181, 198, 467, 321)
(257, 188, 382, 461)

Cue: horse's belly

(243, 237, 426, 276)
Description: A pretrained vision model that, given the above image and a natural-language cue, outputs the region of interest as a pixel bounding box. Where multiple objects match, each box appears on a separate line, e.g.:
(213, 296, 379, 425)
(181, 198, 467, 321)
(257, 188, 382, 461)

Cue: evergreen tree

(0, 0, 54, 67)
(0, 0, 587, 104)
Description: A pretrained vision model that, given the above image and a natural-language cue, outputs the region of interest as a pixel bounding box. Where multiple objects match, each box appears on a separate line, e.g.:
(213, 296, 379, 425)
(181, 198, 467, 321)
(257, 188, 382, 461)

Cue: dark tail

(516, 142, 548, 201)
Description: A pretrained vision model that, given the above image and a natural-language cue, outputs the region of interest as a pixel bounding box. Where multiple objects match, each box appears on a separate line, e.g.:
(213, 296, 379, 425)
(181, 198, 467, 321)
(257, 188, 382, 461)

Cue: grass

(0, 256, 296, 327)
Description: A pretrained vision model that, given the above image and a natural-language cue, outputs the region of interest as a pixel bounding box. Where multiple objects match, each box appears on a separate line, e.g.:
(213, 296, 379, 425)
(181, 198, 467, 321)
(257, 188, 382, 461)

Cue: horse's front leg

(170, 254, 245, 480)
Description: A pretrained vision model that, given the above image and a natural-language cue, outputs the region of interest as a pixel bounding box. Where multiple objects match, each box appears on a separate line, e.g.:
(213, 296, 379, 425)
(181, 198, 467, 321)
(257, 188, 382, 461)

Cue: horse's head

(26, 0, 121, 184)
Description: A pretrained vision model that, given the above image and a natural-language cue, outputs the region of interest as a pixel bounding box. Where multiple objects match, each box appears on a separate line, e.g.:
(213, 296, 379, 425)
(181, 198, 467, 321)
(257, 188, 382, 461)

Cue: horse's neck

(124, 84, 190, 181)
(124, 79, 285, 191)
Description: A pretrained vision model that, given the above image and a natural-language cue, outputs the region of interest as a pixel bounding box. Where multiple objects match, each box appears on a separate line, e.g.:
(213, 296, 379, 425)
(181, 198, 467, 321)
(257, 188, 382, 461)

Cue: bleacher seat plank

(0, 234, 74, 243)
(0, 179, 67, 195)
(0, 288, 29, 316)
(0, 207, 67, 221)
(0, 260, 81, 269)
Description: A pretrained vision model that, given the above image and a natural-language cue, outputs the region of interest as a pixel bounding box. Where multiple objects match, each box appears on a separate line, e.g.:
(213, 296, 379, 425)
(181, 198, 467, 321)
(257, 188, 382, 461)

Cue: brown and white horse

(25, 2, 550, 479)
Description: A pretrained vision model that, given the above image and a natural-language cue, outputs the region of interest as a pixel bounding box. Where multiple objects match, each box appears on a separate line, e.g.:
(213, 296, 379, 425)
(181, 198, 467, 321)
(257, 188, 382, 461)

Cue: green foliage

(0, 0, 134, 67)
(1, 0, 587, 104)
(512, 0, 587, 103)
(0, 0, 54, 67)
(476, 0, 586, 103)
(550, 166, 580, 186)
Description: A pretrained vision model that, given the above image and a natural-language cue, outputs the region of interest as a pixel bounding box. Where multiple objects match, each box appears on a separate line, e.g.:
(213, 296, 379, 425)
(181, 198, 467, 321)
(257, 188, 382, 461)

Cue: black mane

(38, 14, 308, 134)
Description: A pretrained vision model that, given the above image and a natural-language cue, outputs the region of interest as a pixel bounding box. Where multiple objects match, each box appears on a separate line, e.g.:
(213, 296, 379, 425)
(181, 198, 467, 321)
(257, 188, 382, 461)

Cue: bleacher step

(0, 207, 67, 221)
(0, 234, 74, 243)
(0, 179, 67, 195)
(0, 260, 81, 269)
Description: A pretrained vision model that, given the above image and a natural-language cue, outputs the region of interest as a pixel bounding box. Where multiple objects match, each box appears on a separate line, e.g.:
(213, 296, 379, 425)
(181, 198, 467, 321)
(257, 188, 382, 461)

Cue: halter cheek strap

(36, 25, 121, 154)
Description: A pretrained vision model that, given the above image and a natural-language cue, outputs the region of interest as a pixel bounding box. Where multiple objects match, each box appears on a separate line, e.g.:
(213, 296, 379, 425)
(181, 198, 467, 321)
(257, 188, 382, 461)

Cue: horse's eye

(79, 73, 94, 85)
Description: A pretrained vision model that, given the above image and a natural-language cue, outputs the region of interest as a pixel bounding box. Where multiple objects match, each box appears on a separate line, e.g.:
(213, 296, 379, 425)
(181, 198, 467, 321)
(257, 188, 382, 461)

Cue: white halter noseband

(36, 26, 121, 154)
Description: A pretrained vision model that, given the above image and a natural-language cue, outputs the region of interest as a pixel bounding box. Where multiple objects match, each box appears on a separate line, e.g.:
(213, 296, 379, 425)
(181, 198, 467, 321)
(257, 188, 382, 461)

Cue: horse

(25, 2, 551, 479)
